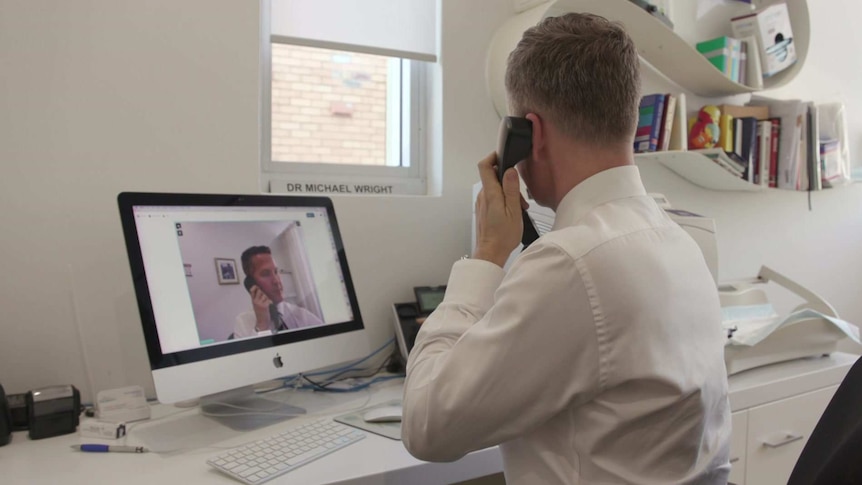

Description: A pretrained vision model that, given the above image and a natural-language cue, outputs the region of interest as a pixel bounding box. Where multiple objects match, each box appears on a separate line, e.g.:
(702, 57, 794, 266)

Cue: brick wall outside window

(271, 44, 390, 166)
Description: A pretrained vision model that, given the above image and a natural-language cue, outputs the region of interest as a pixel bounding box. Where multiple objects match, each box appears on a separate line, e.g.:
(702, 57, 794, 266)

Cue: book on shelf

(730, 38, 742, 84)
(806, 102, 821, 191)
(668, 93, 688, 151)
(736, 116, 759, 182)
(720, 104, 769, 121)
(658, 94, 677, 152)
(724, 150, 748, 174)
(635, 93, 666, 153)
(732, 117, 741, 160)
(757, 120, 772, 187)
(749, 96, 807, 190)
(768, 118, 781, 188)
(718, 114, 734, 152)
(738, 35, 765, 90)
(696, 36, 740, 82)
(693, 148, 745, 178)
(797, 105, 809, 190)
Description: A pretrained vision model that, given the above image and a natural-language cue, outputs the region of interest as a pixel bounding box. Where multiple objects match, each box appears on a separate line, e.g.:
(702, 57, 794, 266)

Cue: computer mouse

(362, 405, 403, 423)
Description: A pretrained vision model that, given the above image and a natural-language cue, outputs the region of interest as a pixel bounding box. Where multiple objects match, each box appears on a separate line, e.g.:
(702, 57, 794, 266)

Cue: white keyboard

(207, 419, 366, 484)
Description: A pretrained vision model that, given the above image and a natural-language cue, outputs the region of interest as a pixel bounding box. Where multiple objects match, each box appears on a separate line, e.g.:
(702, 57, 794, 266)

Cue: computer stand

(199, 386, 305, 431)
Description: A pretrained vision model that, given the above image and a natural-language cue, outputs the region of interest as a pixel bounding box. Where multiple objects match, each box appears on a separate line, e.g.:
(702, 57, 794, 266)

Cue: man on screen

(233, 246, 324, 338)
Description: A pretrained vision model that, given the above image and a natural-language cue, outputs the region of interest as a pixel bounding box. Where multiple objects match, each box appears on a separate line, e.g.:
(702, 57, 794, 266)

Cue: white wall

(0, 0, 511, 402)
(2, 0, 860, 403)
(0, 0, 261, 400)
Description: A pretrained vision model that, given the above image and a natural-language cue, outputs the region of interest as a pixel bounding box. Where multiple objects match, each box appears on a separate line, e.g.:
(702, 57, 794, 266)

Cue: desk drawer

(745, 386, 836, 485)
(728, 410, 748, 485)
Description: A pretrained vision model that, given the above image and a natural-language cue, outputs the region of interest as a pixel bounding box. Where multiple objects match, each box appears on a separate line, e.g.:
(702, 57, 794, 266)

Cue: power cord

(298, 375, 404, 393)
(263, 337, 398, 393)
(310, 352, 396, 389)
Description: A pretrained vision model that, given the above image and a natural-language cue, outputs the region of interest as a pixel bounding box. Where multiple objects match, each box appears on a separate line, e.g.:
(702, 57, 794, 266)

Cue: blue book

(634, 94, 666, 153)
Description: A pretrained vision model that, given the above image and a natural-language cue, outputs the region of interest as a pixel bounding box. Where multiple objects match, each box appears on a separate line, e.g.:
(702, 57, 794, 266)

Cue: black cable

(299, 374, 404, 393)
(301, 374, 331, 391)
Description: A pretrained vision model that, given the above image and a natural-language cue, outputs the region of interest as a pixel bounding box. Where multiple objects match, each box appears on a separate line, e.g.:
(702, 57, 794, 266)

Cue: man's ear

(525, 112, 544, 162)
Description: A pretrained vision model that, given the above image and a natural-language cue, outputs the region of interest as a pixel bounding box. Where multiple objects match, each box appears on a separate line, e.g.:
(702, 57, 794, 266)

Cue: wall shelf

(487, 0, 812, 193)
(636, 150, 765, 192)
(487, 0, 810, 116)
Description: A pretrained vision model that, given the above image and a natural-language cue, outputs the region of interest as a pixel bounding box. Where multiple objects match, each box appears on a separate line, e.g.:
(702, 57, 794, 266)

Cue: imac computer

(117, 192, 368, 429)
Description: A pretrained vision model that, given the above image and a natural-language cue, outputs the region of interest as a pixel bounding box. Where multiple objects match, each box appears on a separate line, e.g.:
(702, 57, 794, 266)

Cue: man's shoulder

(234, 311, 257, 337)
(535, 222, 626, 264)
(543, 199, 678, 260)
(277, 301, 299, 312)
(237, 310, 255, 323)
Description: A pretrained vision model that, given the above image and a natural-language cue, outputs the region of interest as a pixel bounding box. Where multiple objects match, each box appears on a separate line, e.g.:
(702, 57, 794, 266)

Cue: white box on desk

(731, 3, 796, 78)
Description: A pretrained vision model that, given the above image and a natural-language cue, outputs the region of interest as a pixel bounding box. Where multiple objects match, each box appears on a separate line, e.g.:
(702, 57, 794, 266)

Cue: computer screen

(117, 193, 368, 406)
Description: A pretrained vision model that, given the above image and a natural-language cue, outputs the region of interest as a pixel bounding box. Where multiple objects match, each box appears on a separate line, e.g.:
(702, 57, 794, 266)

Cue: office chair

(786, 355, 862, 485)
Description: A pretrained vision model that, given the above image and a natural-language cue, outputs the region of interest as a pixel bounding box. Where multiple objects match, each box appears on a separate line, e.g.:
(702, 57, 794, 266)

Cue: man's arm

(401, 241, 600, 462)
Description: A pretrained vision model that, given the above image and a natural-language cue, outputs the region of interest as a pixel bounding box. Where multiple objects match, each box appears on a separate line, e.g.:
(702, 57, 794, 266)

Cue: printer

(648, 197, 858, 374)
(719, 266, 859, 375)
(657, 196, 860, 374)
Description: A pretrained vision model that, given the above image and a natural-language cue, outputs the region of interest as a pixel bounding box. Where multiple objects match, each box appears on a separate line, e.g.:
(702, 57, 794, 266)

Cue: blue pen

(71, 444, 149, 453)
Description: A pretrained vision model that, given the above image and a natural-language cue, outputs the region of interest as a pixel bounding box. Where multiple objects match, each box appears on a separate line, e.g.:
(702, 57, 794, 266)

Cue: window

(261, 0, 434, 196)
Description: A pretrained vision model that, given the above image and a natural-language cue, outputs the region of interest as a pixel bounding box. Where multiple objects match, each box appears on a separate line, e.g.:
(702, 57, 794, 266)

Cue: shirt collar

(551, 165, 646, 230)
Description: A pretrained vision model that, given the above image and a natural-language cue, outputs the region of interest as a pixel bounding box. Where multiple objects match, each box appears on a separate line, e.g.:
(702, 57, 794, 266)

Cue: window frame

(260, 0, 427, 195)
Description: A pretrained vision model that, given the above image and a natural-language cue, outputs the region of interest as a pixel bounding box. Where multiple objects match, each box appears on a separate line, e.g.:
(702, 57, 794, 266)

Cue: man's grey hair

(505, 13, 641, 146)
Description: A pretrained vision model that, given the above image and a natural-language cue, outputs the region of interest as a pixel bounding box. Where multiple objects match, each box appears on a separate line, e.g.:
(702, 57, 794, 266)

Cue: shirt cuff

(443, 258, 506, 313)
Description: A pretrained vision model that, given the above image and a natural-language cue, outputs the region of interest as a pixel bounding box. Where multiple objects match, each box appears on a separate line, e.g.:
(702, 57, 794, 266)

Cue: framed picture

(214, 258, 239, 285)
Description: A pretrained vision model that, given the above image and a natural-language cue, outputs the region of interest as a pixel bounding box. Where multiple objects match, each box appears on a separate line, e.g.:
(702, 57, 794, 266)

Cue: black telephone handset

(496, 116, 540, 249)
(244, 277, 280, 326)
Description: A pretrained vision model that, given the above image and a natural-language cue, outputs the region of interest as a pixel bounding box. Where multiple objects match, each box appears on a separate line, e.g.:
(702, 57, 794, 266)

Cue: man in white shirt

(401, 13, 730, 485)
(233, 246, 323, 339)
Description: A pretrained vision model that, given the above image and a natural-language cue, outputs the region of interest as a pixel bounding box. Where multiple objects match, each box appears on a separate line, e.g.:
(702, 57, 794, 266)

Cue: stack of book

(688, 105, 777, 187)
(696, 36, 746, 85)
(689, 99, 830, 191)
(635, 93, 685, 153)
(708, 104, 779, 188)
(748, 97, 822, 191)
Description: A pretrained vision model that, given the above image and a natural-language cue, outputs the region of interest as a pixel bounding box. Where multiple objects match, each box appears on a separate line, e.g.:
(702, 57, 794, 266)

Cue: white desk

(3, 353, 857, 485)
(3, 379, 503, 485)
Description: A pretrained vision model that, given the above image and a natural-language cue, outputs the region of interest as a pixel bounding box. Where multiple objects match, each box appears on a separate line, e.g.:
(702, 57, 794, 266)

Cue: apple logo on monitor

(273, 354, 283, 368)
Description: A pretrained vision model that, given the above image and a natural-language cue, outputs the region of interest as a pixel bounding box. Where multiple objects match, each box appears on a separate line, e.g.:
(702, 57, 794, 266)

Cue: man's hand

(473, 152, 528, 268)
(250, 285, 273, 329)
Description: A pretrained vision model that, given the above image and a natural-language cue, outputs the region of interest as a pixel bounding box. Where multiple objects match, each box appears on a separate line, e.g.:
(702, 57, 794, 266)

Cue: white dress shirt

(233, 301, 323, 338)
(402, 166, 731, 484)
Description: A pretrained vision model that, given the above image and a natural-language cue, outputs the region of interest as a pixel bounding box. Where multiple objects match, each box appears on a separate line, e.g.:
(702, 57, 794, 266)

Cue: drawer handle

(762, 432, 804, 448)
(729, 457, 740, 464)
